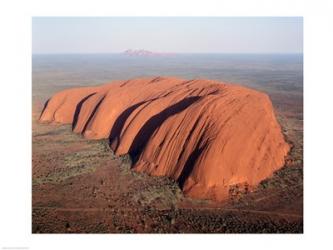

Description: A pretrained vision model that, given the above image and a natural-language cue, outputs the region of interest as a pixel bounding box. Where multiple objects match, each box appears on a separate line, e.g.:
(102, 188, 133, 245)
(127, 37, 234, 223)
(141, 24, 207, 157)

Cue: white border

(1, 0, 332, 249)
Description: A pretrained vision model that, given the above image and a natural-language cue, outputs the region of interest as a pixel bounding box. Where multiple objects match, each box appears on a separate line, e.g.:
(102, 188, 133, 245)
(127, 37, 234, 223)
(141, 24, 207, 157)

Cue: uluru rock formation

(39, 77, 290, 201)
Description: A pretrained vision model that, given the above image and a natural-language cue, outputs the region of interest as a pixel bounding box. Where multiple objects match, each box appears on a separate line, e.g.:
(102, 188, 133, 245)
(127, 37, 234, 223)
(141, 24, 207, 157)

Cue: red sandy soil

(32, 114, 302, 233)
(39, 77, 290, 201)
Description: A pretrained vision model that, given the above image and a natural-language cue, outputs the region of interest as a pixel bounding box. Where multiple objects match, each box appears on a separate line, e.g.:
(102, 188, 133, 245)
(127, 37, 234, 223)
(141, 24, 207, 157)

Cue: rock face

(40, 77, 290, 201)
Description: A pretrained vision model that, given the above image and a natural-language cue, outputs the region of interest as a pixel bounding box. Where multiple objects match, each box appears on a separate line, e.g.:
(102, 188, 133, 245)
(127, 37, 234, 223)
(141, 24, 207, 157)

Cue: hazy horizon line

(32, 52, 303, 56)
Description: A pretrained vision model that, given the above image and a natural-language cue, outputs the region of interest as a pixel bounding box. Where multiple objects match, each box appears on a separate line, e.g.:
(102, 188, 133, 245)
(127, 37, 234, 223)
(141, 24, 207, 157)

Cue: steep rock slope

(40, 77, 290, 201)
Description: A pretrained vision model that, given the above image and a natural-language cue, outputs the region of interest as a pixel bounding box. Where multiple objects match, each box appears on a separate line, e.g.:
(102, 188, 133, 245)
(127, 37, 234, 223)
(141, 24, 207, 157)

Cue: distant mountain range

(123, 49, 173, 57)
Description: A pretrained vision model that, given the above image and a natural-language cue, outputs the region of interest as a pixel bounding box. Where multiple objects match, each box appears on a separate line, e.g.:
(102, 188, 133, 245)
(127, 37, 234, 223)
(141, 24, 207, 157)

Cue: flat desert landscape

(32, 53, 303, 233)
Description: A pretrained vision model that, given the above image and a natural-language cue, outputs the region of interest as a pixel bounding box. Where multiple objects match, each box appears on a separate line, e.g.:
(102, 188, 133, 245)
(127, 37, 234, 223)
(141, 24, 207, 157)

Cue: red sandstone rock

(39, 77, 290, 201)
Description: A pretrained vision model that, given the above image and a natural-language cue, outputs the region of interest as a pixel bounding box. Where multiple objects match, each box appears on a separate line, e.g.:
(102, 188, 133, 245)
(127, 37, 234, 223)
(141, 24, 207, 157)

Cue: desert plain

(32, 54, 303, 233)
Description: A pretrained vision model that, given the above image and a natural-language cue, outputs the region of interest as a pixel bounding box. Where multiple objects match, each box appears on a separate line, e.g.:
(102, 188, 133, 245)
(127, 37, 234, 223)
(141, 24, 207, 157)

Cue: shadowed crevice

(208, 89, 220, 95)
(175, 116, 202, 169)
(39, 99, 50, 120)
(108, 100, 148, 151)
(150, 77, 163, 83)
(81, 96, 106, 134)
(120, 80, 131, 87)
(128, 96, 201, 164)
(72, 93, 96, 130)
(177, 135, 206, 189)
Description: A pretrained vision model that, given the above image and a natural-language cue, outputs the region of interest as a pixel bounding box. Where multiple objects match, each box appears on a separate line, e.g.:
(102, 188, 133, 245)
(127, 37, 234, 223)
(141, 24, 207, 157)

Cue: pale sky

(32, 17, 303, 54)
